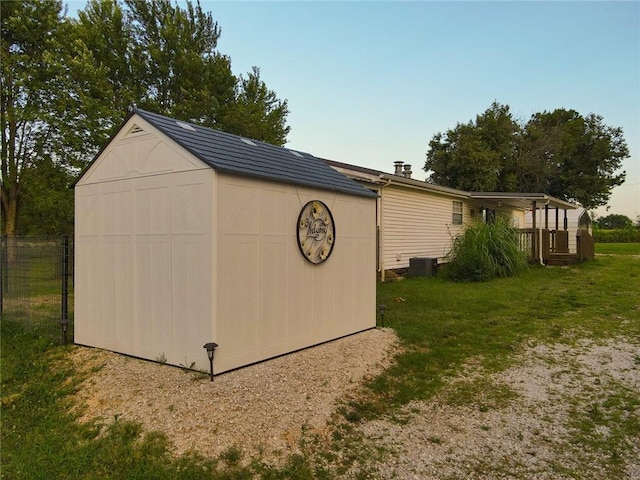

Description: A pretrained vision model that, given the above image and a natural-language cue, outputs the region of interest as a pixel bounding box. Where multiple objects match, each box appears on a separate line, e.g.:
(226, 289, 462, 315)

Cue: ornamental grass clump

(442, 215, 528, 282)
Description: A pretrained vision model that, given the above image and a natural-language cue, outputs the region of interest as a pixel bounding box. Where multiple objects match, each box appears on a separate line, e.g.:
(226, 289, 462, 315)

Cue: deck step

(546, 254, 580, 266)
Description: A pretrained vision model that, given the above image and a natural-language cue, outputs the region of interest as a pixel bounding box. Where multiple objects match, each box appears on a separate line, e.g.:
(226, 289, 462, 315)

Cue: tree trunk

(1, 185, 19, 262)
(1, 184, 18, 237)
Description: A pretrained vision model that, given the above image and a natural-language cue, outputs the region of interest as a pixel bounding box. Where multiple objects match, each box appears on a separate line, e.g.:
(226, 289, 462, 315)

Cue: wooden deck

(518, 228, 594, 265)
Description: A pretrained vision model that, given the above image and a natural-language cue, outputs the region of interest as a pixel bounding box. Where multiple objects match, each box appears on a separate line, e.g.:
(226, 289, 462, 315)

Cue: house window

(452, 201, 463, 225)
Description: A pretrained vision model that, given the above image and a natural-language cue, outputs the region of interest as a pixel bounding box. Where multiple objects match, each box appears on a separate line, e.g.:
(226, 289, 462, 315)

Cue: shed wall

(215, 174, 376, 373)
(75, 123, 215, 371)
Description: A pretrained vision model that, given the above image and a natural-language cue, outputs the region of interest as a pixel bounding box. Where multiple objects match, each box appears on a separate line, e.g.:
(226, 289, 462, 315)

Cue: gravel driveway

(72, 331, 639, 478)
(359, 337, 640, 479)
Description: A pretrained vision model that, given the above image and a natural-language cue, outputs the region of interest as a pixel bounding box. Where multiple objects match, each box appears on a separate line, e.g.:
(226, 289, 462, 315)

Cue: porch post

(555, 207, 559, 231)
(564, 209, 568, 230)
(532, 201, 537, 259)
(544, 205, 549, 229)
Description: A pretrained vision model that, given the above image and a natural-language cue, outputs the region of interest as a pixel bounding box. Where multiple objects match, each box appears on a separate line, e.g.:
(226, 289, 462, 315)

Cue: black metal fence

(0, 236, 73, 345)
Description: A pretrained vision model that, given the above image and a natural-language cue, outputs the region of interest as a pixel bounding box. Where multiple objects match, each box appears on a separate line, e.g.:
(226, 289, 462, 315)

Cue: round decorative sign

(297, 200, 335, 264)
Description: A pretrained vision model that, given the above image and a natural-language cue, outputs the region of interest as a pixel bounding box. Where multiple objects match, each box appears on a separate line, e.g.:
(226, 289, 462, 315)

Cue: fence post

(61, 235, 69, 344)
(0, 235, 4, 318)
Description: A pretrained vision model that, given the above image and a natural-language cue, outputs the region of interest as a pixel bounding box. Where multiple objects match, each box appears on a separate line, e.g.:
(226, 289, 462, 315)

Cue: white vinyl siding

(381, 185, 469, 269)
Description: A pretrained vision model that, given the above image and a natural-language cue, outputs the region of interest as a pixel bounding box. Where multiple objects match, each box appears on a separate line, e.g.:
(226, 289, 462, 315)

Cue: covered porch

(469, 193, 595, 265)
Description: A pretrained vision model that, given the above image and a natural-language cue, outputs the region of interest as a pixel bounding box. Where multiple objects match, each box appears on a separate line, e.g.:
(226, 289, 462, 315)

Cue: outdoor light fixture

(378, 304, 386, 328)
(203, 342, 218, 382)
(58, 318, 70, 346)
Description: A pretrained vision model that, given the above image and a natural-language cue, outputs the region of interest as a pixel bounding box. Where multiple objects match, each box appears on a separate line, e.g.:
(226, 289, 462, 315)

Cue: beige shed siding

(381, 185, 467, 270)
(215, 174, 376, 373)
(75, 121, 215, 372)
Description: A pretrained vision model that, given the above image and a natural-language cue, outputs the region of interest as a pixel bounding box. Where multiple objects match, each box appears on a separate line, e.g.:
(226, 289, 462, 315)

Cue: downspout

(378, 177, 392, 282)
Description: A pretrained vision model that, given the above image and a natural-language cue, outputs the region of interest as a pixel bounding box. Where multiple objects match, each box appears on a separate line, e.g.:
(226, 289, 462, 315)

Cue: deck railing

(517, 228, 594, 263)
(518, 228, 537, 259)
(577, 229, 595, 260)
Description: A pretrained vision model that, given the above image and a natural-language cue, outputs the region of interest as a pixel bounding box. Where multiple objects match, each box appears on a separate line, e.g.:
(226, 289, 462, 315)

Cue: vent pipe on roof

(403, 164, 412, 179)
(394, 161, 404, 175)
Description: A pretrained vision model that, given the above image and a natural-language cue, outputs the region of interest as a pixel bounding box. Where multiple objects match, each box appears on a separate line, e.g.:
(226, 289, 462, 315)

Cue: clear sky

(65, 0, 639, 219)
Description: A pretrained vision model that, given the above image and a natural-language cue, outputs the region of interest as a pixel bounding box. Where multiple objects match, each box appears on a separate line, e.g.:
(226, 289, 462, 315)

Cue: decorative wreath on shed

(297, 200, 335, 264)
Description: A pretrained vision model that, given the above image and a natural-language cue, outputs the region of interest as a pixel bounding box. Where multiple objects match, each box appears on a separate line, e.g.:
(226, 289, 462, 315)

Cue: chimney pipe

(394, 161, 404, 175)
(403, 164, 412, 179)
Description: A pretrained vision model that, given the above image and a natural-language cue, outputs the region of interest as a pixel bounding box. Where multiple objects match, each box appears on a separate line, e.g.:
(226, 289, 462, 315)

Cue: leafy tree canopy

(595, 214, 634, 230)
(1, 0, 111, 235)
(424, 102, 628, 210)
(1, 0, 290, 236)
(425, 102, 519, 192)
(75, 0, 289, 143)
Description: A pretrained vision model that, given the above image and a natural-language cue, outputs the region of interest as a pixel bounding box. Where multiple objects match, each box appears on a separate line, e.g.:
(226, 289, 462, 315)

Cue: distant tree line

(424, 102, 629, 211)
(594, 213, 638, 230)
(591, 213, 640, 244)
(1, 0, 290, 236)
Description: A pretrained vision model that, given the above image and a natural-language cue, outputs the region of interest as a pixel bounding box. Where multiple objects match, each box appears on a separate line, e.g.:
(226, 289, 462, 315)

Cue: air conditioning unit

(408, 257, 437, 277)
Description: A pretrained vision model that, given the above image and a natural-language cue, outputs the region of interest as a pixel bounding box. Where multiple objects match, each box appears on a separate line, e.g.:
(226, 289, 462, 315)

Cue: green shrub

(593, 227, 640, 243)
(442, 215, 529, 282)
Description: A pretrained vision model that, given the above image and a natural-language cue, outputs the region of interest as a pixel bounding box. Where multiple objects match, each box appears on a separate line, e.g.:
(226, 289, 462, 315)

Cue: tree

(1, 0, 113, 236)
(76, 0, 289, 144)
(520, 109, 627, 209)
(75, 0, 139, 117)
(2, 0, 291, 236)
(17, 159, 75, 235)
(424, 103, 628, 209)
(219, 67, 290, 145)
(425, 102, 520, 191)
(595, 214, 633, 229)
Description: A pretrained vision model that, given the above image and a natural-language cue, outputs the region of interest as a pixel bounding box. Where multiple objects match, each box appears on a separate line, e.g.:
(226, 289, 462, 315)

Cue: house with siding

(325, 159, 579, 278)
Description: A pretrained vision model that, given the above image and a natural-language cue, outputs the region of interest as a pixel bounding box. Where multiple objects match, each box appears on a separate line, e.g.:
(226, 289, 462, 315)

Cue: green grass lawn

(595, 242, 640, 255)
(2, 255, 639, 479)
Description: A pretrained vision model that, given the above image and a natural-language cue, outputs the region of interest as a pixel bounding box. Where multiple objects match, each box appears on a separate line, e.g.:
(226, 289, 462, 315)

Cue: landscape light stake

(203, 342, 218, 381)
(59, 318, 70, 346)
(378, 304, 386, 328)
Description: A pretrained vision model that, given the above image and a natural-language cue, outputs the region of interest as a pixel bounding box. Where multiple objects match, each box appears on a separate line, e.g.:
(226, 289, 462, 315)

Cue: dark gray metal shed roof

(133, 109, 376, 199)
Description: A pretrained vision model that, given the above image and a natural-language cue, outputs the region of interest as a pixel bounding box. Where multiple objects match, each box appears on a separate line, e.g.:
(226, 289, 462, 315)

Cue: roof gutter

(378, 174, 470, 199)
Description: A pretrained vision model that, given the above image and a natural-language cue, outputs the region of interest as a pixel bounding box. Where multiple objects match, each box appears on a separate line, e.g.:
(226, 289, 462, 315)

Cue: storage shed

(74, 109, 377, 374)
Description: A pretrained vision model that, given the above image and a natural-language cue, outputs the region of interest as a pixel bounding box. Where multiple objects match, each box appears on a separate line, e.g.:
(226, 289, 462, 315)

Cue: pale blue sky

(206, 0, 640, 219)
(69, 0, 640, 218)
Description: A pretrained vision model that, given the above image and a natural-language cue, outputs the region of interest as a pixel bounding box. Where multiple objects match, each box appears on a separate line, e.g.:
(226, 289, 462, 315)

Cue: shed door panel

(170, 171, 213, 368)
(102, 236, 133, 351)
(100, 181, 133, 352)
(133, 176, 172, 360)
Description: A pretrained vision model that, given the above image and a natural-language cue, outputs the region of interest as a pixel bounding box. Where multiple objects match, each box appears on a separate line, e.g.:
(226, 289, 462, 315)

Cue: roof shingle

(134, 109, 376, 199)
